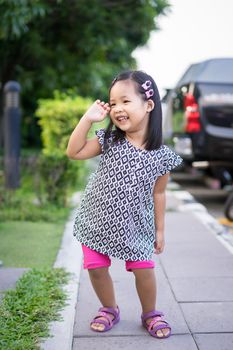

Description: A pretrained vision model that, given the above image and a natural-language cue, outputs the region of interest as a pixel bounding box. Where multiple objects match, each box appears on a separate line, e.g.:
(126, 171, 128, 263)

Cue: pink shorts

(81, 245, 155, 272)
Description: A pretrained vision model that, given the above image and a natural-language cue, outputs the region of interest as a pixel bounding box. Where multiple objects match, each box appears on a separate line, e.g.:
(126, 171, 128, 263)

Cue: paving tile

(73, 334, 198, 350)
(164, 212, 216, 243)
(180, 302, 233, 333)
(160, 212, 233, 278)
(169, 276, 233, 302)
(161, 243, 233, 278)
(193, 333, 233, 350)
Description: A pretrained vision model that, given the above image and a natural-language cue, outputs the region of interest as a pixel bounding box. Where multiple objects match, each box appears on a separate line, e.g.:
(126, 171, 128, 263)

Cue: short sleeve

(157, 145, 183, 176)
(95, 128, 115, 153)
(95, 128, 106, 152)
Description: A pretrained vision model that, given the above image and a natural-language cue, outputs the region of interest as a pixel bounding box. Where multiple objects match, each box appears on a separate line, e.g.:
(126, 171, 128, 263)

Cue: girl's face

(109, 80, 152, 133)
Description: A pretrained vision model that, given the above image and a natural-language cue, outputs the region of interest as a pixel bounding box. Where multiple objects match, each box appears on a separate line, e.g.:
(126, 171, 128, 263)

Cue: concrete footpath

(71, 190, 233, 350)
(0, 268, 29, 302)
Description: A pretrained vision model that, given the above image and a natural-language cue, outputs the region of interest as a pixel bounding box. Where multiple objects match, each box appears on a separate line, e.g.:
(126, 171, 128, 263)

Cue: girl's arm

(66, 100, 110, 160)
(153, 173, 170, 254)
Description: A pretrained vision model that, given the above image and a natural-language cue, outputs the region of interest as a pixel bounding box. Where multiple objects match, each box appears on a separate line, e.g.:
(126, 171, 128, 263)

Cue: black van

(163, 58, 233, 219)
(164, 58, 233, 162)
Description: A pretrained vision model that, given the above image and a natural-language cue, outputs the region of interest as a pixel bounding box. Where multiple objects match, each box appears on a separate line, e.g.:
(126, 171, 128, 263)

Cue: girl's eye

(124, 100, 129, 103)
(110, 104, 115, 108)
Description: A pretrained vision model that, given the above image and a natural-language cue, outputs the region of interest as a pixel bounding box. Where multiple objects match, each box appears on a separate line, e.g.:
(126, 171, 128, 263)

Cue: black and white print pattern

(73, 128, 182, 261)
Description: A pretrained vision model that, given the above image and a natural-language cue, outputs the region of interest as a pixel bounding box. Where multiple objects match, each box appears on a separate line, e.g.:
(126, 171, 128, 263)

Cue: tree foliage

(0, 0, 170, 146)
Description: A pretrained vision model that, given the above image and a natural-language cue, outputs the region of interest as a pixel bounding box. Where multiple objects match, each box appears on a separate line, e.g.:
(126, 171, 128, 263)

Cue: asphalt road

(171, 171, 233, 251)
(171, 172, 229, 220)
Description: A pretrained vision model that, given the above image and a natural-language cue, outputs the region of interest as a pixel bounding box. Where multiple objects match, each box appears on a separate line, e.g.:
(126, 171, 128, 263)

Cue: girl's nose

(114, 104, 123, 112)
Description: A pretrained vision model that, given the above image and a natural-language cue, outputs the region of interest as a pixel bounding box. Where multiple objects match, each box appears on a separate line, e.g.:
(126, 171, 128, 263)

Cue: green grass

(0, 165, 72, 268)
(0, 268, 70, 350)
(0, 220, 67, 268)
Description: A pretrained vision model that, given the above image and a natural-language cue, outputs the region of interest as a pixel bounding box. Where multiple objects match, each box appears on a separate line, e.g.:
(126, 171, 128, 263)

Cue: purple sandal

(90, 306, 120, 332)
(141, 310, 171, 339)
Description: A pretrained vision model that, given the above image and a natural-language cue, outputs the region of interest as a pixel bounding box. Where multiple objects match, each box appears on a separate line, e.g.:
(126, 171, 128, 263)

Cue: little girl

(66, 70, 182, 339)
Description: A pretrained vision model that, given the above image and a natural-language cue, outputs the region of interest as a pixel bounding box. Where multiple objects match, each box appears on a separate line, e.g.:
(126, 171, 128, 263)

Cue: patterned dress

(73, 128, 182, 261)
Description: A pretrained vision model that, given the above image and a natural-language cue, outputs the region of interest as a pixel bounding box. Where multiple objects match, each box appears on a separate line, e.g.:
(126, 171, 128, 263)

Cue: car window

(198, 83, 233, 104)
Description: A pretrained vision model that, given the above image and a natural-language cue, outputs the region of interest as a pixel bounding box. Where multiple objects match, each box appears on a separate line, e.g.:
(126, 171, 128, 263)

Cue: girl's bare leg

(88, 267, 118, 331)
(132, 268, 170, 337)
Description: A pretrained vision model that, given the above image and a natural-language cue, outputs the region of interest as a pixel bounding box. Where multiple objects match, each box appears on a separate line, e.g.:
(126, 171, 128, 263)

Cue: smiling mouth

(116, 116, 129, 122)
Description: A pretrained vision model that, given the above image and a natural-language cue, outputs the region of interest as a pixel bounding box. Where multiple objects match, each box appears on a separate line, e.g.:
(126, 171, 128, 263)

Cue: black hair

(103, 70, 162, 151)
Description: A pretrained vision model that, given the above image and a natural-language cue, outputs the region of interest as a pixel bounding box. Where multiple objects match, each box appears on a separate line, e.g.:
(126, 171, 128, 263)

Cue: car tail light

(184, 93, 201, 132)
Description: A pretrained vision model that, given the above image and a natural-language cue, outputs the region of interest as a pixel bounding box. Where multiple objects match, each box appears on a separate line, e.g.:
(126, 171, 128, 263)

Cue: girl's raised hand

(84, 100, 110, 123)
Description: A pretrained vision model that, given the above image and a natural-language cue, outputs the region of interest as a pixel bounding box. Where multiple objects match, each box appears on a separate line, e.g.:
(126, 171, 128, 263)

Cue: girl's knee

(132, 268, 155, 280)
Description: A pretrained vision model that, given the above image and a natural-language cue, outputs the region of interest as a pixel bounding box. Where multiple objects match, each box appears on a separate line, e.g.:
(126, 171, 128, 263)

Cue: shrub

(36, 91, 93, 157)
(35, 91, 93, 206)
(36, 154, 77, 207)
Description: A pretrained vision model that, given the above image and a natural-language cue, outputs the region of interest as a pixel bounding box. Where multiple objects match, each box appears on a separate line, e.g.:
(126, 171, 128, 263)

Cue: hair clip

(141, 80, 154, 99)
(141, 80, 152, 90)
(145, 89, 154, 98)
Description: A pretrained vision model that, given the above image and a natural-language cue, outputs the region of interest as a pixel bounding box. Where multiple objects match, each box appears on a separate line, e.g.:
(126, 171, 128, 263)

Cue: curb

(41, 194, 83, 350)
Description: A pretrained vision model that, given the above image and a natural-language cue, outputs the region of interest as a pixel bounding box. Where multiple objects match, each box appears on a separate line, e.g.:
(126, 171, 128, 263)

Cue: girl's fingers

(92, 100, 110, 119)
(154, 241, 164, 254)
(155, 246, 164, 254)
(96, 100, 109, 108)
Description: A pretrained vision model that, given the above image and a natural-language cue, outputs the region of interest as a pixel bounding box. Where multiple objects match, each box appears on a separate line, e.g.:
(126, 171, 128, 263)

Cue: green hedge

(35, 91, 93, 206)
(36, 91, 93, 157)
